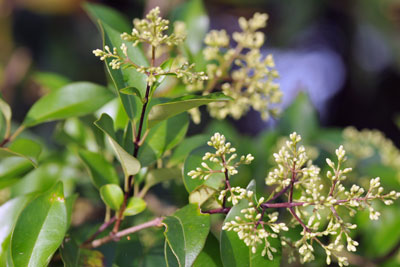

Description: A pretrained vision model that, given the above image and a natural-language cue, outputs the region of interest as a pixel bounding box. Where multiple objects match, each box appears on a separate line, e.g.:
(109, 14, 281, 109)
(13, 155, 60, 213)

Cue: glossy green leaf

(183, 146, 225, 193)
(0, 157, 32, 188)
(120, 87, 143, 100)
(100, 184, 124, 210)
(0, 195, 33, 265)
(163, 204, 210, 267)
(10, 162, 63, 197)
(22, 82, 114, 127)
(123, 197, 147, 216)
(94, 114, 141, 178)
(169, 134, 209, 166)
(11, 182, 68, 267)
(193, 234, 222, 267)
(0, 97, 11, 138)
(220, 180, 281, 267)
(165, 241, 179, 267)
(78, 149, 119, 189)
(0, 138, 41, 167)
(147, 93, 231, 128)
(145, 167, 181, 189)
(85, 2, 148, 119)
(139, 112, 188, 166)
(278, 92, 319, 141)
(32, 71, 71, 92)
(60, 238, 80, 267)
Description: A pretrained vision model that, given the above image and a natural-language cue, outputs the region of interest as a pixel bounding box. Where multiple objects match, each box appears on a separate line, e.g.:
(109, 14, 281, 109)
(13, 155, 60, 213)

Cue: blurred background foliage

(1, 0, 400, 266)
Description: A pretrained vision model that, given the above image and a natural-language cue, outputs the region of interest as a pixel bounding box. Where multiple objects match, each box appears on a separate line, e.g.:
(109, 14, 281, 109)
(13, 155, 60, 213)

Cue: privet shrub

(0, 2, 399, 266)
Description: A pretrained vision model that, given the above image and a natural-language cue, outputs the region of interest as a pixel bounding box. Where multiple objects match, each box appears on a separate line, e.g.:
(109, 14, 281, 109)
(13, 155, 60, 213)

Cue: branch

(202, 207, 231, 214)
(82, 216, 116, 246)
(84, 217, 164, 249)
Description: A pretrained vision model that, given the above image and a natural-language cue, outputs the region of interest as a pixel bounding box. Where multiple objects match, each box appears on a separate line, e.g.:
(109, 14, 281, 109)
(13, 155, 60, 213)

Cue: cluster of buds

(343, 127, 400, 181)
(198, 12, 282, 121)
(219, 132, 399, 265)
(120, 7, 185, 47)
(93, 7, 207, 87)
(187, 133, 254, 181)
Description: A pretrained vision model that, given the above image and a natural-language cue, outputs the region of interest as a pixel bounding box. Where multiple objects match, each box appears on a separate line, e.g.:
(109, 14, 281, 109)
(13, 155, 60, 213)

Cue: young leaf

(0, 138, 42, 167)
(94, 113, 141, 178)
(22, 82, 114, 127)
(123, 197, 147, 216)
(0, 97, 12, 138)
(78, 149, 119, 189)
(100, 184, 124, 210)
(183, 146, 225, 193)
(11, 182, 68, 267)
(163, 204, 210, 267)
(220, 180, 282, 267)
(147, 93, 232, 128)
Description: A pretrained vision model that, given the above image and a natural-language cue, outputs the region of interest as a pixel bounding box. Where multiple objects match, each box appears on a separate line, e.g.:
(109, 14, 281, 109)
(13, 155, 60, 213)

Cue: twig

(84, 217, 164, 248)
(202, 207, 231, 214)
(82, 216, 116, 246)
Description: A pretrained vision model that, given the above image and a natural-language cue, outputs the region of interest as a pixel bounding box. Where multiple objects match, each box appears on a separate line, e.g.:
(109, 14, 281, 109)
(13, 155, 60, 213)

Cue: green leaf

(78, 149, 119, 189)
(169, 134, 209, 166)
(145, 167, 181, 189)
(60, 238, 80, 267)
(0, 157, 32, 188)
(95, 114, 141, 178)
(23, 82, 114, 127)
(0, 195, 33, 264)
(163, 204, 210, 267)
(0, 97, 11, 138)
(123, 197, 147, 216)
(83, 2, 131, 33)
(10, 162, 63, 197)
(11, 182, 68, 267)
(139, 112, 188, 167)
(66, 194, 78, 229)
(100, 184, 124, 210)
(183, 146, 225, 193)
(120, 87, 143, 100)
(220, 180, 281, 267)
(147, 93, 231, 129)
(31, 71, 71, 92)
(193, 234, 223, 267)
(0, 138, 42, 167)
(278, 92, 319, 141)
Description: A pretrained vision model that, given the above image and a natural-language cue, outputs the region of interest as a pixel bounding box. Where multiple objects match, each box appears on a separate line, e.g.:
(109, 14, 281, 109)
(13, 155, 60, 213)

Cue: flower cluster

(93, 7, 207, 87)
(220, 132, 399, 265)
(343, 127, 400, 181)
(120, 7, 185, 47)
(192, 12, 282, 121)
(187, 133, 254, 180)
